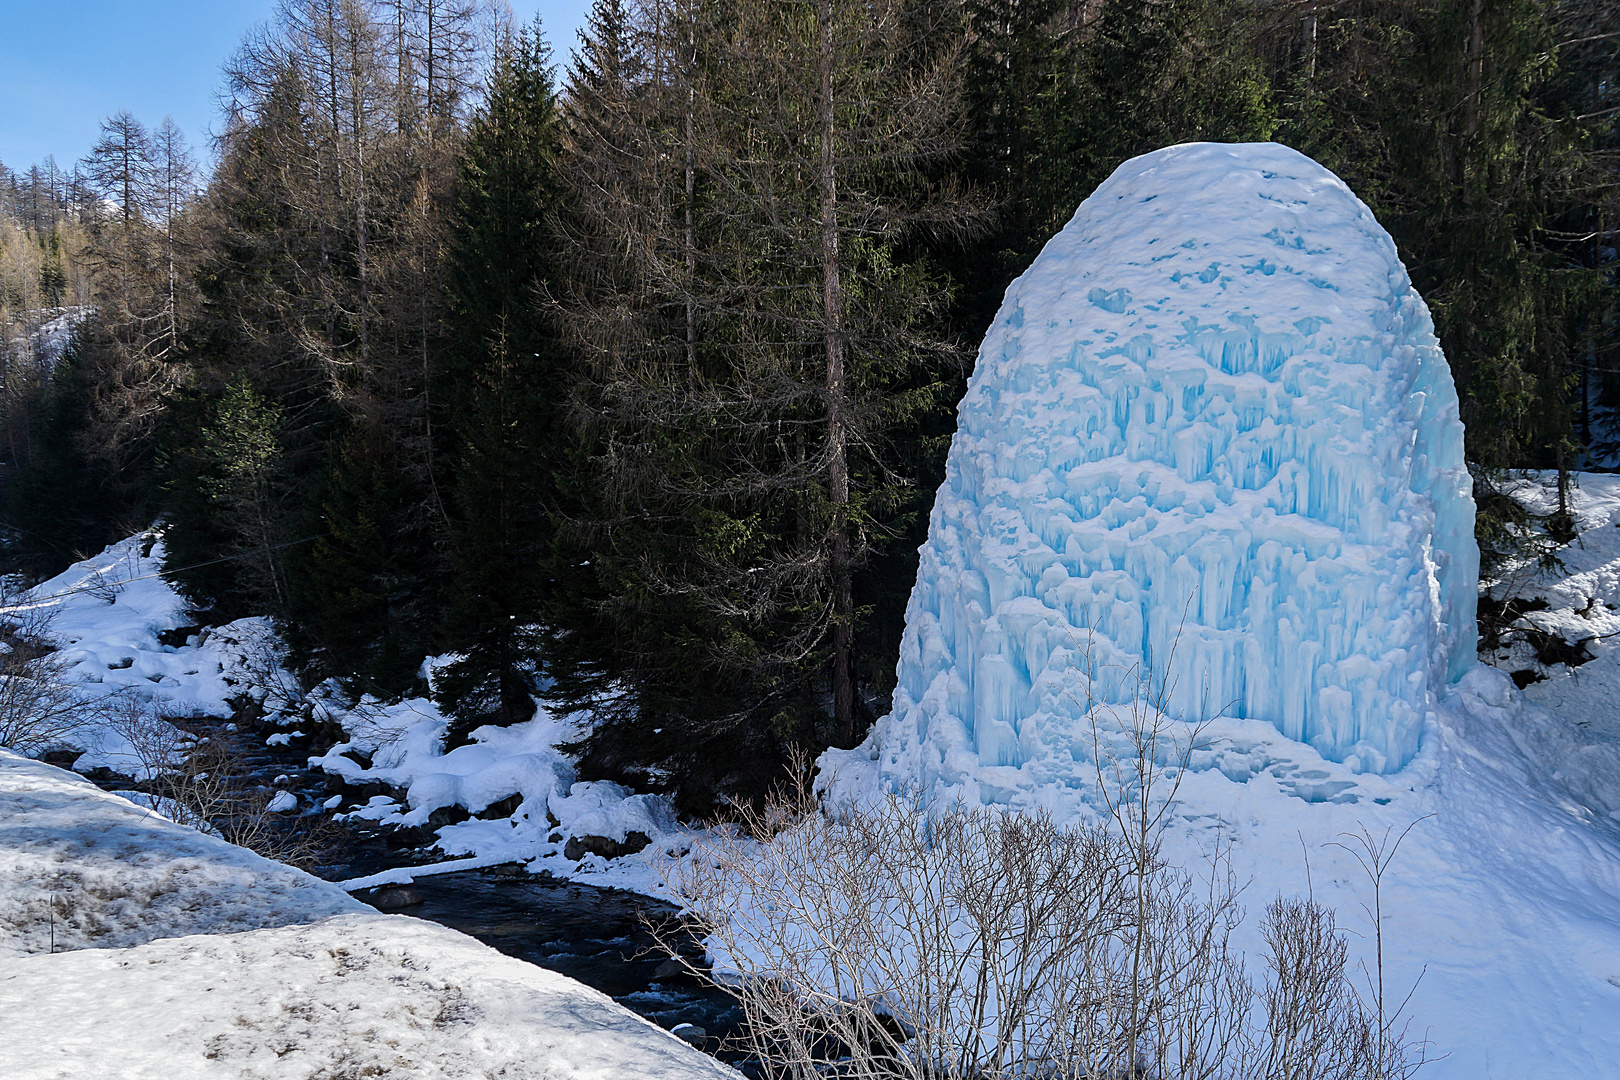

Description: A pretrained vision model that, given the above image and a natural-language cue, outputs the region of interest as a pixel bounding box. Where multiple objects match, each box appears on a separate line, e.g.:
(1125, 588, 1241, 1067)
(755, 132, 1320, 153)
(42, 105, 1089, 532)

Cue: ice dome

(862, 142, 1476, 783)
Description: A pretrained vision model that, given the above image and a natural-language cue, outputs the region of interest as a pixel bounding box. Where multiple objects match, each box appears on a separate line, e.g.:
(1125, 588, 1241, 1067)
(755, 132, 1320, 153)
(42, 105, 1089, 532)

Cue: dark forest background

(1, 0, 1616, 811)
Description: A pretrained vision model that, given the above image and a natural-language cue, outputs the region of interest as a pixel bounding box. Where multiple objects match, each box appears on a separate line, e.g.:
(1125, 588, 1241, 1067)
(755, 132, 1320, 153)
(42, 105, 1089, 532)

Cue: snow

(818, 145, 1620, 1077)
(314, 684, 688, 895)
(0, 750, 359, 958)
(29, 305, 92, 370)
(0, 913, 734, 1080)
(1478, 472, 1620, 823)
(2, 530, 729, 1073)
(10, 534, 684, 890)
(0, 750, 731, 1078)
(869, 142, 1474, 779)
(2, 306, 90, 372)
(12, 532, 301, 778)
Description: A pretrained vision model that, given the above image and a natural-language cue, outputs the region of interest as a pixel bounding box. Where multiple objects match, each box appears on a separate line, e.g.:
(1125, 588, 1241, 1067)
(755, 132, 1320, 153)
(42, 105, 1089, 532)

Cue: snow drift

(0, 751, 732, 1079)
(859, 141, 1475, 785)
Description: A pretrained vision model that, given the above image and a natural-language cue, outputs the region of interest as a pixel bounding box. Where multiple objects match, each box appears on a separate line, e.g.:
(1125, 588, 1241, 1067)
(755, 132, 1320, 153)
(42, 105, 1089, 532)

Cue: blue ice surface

(877, 143, 1477, 785)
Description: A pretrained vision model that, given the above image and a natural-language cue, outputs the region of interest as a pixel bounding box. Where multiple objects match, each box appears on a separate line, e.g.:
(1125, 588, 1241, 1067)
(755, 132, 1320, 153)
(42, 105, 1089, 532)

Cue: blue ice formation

(866, 143, 1476, 783)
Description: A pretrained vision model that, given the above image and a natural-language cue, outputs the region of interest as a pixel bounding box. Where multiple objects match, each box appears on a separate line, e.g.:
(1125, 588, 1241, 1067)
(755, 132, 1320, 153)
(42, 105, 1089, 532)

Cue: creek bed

(337, 866, 748, 1063)
(79, 715, 753, 1070)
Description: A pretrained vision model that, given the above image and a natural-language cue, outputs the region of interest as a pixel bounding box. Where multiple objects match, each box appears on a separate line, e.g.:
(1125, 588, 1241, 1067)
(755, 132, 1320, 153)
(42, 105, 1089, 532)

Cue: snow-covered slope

(821, 144, 1620, 1077)
(0, 914, 733, 1080)
(1478, 473, 1620, 823)
(869, 141, 1473, 780)
(17, 531, 288, 776)
(0, 751, 361, 957)
(16, 533, 687, 890)
(0, 750, 731, 1078)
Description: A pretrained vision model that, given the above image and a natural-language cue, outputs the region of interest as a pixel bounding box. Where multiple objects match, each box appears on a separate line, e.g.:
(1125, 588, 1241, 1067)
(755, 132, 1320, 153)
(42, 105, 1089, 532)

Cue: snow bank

(1477, 472, 1620, 822)
(0, 750, 360, 958)
(863, 141, 1473, 784)
(315, 686, 686, 893)
(0, 752, 731, 1079)
(11, 533, 308, 777)
(0, 913, 732, 1080)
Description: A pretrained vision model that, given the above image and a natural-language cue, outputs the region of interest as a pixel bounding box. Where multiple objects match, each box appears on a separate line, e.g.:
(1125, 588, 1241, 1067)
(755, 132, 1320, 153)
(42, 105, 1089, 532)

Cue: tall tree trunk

(1464, 0, 1486, 142)
(684, 80, 695, 368)
(818, 0, 854, 746)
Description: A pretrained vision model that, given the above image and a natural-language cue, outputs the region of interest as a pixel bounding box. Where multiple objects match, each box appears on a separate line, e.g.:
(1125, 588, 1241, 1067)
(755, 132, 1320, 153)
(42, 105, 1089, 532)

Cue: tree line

(1, 0, 1615, 810)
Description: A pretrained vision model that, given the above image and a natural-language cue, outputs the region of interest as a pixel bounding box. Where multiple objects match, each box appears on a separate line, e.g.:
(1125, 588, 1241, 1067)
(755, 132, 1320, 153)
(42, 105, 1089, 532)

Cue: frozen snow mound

(870, 142, 1476, 782)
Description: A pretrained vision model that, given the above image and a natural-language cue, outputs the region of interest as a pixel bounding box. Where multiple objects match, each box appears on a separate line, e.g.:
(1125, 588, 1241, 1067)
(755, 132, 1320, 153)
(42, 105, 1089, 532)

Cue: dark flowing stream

(82, 716, 752, 1070)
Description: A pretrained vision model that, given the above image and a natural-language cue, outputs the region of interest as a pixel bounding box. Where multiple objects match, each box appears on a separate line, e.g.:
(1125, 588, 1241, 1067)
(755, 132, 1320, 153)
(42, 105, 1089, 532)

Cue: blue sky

(0, 0, 591, 176)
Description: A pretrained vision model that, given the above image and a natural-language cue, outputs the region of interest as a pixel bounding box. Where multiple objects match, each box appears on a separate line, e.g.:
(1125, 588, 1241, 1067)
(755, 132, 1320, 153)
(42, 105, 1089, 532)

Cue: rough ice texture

(873, 142, 1476, 782)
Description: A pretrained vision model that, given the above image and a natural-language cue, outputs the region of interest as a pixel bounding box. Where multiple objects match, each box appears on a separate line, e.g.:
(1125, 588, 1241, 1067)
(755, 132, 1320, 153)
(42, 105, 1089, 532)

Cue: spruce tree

(433, 18, 568, 746)
(1264, 0, 1613, 558)
(551, 0, 981, 807)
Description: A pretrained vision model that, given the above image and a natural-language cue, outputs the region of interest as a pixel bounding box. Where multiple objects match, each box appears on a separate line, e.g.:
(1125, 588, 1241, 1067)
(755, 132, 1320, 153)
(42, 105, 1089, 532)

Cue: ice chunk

(856, 143, 1475, 784)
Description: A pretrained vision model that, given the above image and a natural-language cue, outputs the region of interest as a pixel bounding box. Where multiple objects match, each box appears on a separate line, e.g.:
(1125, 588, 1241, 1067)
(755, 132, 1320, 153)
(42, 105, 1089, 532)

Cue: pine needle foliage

(433, 18, 570, 746)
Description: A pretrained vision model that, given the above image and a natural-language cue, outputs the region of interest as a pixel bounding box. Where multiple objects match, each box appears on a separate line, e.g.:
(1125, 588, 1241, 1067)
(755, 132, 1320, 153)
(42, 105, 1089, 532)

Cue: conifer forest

(2, 0, 1617, 811)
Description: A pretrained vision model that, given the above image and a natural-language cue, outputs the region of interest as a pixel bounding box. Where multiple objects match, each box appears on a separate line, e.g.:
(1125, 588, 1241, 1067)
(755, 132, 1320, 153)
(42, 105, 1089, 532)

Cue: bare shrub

(1258, 896, 1379, 1080)
(672, 783, 1420, 1079)
(104, 692, 333, 868)
(0, 648, 87, 755)
(0, 581, 91, 754)
(78, 567, 123, 604)
(666, 625, 1424, 1079)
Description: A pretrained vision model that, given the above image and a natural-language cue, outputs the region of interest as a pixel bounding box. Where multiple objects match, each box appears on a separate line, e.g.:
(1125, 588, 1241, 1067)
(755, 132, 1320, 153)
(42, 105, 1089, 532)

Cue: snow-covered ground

(16, 531, 267, 776)
(1484, 474, 1620, 751)
(1, 914, 732, 1080)
(815, 656, 1620, 1078)
(11, 482, 1620, 1075)
(2, 305, 91, 372)
(0, 752, 358, 957)
(314, 690, 689, 894)
(0, 751, 731, 1078)
(12, 532, 690, 894)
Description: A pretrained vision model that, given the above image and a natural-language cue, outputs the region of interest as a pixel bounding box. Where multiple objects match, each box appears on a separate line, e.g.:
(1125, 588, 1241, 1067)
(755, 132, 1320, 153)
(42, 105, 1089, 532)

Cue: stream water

(87, 716, 753, 1071)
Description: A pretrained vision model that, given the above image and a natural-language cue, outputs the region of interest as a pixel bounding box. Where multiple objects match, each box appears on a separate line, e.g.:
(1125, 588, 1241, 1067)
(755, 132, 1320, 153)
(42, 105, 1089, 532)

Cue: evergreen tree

(553, 0, 981, 807)
(291, 424, 439, 697)
(1263, 0, 1614, 555)
(433, 18, 568, 745)
(948, 0, 1276, 338)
